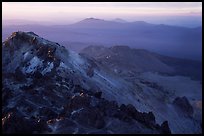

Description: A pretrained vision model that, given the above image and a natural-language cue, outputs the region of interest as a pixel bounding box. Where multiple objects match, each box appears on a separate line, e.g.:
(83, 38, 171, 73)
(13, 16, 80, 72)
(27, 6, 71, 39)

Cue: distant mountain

(76, 18, 106, 24)
(2, 18, 202, 60)
(81, 45, 174, 74)
(112, 18, 127, 23)
(80, 45, 202, 80)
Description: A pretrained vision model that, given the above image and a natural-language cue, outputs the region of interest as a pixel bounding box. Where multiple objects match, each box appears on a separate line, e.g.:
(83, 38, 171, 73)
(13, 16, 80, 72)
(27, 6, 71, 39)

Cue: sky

(2, 2, 202, 27)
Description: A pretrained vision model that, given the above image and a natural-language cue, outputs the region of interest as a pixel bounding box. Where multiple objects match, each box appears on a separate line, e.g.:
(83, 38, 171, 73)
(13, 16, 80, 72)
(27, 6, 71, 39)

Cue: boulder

(173, 96, 194, 116)
(160, 121, 171, 134)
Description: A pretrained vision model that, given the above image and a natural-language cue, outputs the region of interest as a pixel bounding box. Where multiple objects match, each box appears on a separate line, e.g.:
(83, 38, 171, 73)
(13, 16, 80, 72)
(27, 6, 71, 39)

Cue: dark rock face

(118, 104, 156, 128)
(2, 88, 13, 106)
(143, 112, 156, 127)
(2, 111, 48, 134)
(69, 94, 91, 110)
(33, 71, 43, 79)
(160, 121, 171, 134)
(47, 118, 78, 133)
(94, 91, 102, 99)
(104, 101, 119, 117)
(38, 107, 58, 120)
(86, 66, 94, 77)
(14, 67, 26, 81)
(173, 96, 194, 116)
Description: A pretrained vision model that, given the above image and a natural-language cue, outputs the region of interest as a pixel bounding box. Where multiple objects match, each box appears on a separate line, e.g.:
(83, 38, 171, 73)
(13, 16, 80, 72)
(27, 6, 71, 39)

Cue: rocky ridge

(2, 31, 171, 134)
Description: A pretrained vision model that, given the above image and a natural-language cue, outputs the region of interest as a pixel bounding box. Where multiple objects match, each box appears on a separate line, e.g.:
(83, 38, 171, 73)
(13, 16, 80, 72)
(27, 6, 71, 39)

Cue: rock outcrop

(173, 96, 194, 116)
(2, 32, 171, 134)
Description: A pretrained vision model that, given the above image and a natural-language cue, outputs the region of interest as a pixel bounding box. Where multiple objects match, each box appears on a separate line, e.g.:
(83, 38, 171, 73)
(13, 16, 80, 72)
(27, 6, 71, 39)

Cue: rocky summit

(2, 31, 171, 134)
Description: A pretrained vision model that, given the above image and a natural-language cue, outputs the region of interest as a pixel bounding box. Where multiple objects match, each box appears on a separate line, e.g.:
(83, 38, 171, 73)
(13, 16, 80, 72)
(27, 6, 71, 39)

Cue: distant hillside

(80, 45, 202, 80)
(2, 18, 202, 60)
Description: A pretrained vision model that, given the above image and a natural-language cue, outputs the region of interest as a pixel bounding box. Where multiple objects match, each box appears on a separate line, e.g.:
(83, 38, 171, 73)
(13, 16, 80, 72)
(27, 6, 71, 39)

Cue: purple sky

(2, 2, 202, 26)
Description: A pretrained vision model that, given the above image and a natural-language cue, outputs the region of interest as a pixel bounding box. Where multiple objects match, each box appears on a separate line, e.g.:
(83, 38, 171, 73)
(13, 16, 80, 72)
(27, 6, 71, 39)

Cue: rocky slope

(80, 45, 202, 134)
(2, 31, 171, 134)
(80, 45, 202, 80)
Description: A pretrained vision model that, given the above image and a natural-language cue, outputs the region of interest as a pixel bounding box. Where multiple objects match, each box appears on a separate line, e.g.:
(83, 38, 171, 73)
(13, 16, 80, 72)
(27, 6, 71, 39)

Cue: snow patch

(71, 108, 84, 115)
(59, 62, 68, 69)
(42, 62, 54, 75)
(24, 56, 43, 74)
(69, 50, 85, 66)
(23, 52, 30, 60)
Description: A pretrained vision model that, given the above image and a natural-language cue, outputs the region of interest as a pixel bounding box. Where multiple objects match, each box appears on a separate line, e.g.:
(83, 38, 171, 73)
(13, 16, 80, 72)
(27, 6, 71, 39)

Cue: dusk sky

(2, 2, 202, 26)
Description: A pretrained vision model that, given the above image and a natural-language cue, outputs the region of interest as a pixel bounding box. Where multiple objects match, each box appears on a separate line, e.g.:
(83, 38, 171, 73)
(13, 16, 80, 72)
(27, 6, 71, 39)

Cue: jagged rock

(119, 104, 126, 111)
(105, 101, 119, 117)
(119, 104, 156, 127)
(143, 112, 156, 127)
(86, 66, 94, 77)
(73, 85, 84, 94)
(2, 112, 31, 133)
(47, 118, 78, 133)
(2, 111, 47, 134)
(38, 107, 58, 120)
(115, 104, 133, 122)
(97, 99, 118, 117)
(2, 32, 174, 134)
(117, 104, 136, 122)
(96, 98, 109, 111)
(33, 71, 43, 79)
(160, 121, 171, 134)
(94, 91, 102, 99)
(173, 96, 194, 116)
(53, 58, 61, 68)
(2, 88, 13, 106)
(14, 67, 26, 81)
(123, 104, 137, 118)
(71, 107, 105, 129)
(69, 94, 91, 110)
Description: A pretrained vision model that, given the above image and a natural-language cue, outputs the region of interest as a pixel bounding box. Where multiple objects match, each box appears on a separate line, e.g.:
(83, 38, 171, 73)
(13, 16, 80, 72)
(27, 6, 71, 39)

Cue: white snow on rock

(23, 56, 43, 74)
(71, 108, 84, 115)
(69, 50, 85, 66)
(23, 52, 30, 60)
(59, 62, 68, 69)
(42, 62, 54, 75)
